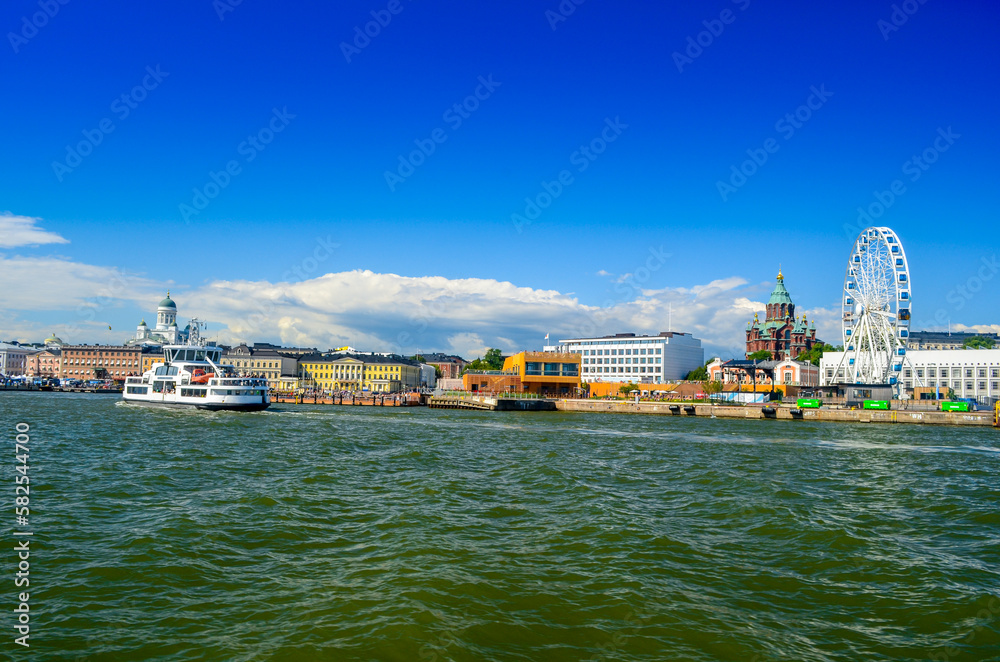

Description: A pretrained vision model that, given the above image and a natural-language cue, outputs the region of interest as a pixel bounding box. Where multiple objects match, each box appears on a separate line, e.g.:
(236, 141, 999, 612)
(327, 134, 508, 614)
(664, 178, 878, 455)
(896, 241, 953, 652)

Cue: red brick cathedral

(745, 269, 819, 360)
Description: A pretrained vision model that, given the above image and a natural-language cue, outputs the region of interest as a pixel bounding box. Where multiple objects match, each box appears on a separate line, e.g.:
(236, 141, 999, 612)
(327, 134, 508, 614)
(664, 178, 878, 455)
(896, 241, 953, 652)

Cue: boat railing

(209, 378, 269, 387)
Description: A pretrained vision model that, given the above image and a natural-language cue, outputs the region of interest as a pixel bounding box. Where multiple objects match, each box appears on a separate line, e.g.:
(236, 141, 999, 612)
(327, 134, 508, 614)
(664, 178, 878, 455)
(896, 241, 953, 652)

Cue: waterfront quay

(272, 391, 422, 407)
(555, 399, 999, 427)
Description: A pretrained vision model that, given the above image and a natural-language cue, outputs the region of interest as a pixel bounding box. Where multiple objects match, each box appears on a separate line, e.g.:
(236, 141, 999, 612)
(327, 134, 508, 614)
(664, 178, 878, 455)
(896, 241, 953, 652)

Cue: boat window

(195, 350, 206, 361)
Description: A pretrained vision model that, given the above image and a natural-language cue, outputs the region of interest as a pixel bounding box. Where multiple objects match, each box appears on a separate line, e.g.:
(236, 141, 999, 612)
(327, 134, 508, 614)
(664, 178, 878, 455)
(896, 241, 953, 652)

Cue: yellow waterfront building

(298, 352, 421, 392)
(363, 356, 421, 393)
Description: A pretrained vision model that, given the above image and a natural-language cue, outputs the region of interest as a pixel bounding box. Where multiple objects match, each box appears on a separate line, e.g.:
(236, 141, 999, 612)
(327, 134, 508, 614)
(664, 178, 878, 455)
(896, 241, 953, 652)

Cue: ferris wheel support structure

(835, 227, 914, 397)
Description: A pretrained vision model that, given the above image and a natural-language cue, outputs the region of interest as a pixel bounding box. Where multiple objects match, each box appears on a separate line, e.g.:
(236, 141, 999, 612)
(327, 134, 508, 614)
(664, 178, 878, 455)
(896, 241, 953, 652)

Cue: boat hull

(122, 397, 270, 412)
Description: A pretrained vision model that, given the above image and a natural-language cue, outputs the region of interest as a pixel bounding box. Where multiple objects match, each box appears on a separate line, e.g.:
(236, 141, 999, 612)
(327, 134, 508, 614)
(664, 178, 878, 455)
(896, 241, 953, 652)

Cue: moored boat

(123, 342, 270, 411)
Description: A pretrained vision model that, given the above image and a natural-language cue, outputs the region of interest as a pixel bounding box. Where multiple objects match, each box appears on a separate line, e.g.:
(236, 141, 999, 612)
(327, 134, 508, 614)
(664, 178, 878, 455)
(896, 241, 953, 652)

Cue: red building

(60, 345, 143, 382)
(26, 348, 63, 378)
(421, 353, 467, 379)
(745, 270, 820, 360)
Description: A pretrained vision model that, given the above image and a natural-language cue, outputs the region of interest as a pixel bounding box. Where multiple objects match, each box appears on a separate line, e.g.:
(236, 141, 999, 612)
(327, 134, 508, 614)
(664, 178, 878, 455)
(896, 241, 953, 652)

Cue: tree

(686, 365, 708, 381)
(700, 380, 723, 400)
(619, 382, 639, 396)
(796, 343, 839, 367)
(412, 354, 426, 363)
(685, 357, 715, 381)
(963, 335, 996, 349)
(461, 348, 506, 374)
(747, 350, 772, 361)
(483, 348, 504, 370)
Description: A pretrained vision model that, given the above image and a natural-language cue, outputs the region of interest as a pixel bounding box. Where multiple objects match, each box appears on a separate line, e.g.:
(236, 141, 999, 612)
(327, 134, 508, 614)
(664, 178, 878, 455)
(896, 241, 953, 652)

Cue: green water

(2, 393, 999, 661)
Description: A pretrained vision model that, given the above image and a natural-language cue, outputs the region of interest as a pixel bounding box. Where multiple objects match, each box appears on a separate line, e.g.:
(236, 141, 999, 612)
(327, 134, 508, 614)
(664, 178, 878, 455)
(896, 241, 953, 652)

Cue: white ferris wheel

(836, 227, 912, 390)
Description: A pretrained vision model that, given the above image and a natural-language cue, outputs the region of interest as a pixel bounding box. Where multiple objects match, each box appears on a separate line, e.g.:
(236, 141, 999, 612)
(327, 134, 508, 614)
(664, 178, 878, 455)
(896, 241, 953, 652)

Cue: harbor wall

(553, 400, 996, 427)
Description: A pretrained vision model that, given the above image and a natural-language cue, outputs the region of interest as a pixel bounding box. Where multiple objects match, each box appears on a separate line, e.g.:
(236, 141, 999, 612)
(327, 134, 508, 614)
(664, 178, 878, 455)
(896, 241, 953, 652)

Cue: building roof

(421, 353, 467, 363)
(909, 331, 999, 343)
(767, 271, 794, 306)
(559, 331, 693, 342)
(158, 292, 176, 309)
(252, 342, 319, 354)
(299, 352, 420, 367)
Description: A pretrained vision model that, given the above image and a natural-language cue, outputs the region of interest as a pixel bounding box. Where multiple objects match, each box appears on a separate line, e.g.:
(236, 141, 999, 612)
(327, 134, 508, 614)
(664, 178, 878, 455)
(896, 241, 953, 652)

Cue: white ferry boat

(123, 343, 270, 411)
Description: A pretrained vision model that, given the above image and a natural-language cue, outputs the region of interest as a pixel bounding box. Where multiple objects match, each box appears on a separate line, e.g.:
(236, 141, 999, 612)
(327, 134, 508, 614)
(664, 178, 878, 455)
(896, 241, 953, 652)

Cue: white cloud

(168, 270, 785, 360)
(596, 269, 612, 277)
(0, 255, 160, 312)
(0, 214, 69, 248)
(0, 251, 837, 360)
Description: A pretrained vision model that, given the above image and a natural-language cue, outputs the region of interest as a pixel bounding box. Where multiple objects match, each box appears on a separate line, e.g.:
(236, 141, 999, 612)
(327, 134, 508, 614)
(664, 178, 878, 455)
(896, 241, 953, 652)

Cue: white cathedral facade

(130, 292, 189, 346)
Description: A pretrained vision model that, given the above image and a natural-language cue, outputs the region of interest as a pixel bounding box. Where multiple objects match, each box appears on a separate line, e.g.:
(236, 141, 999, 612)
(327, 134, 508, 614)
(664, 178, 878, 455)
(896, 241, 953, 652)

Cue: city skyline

(2, 1, 998, 359)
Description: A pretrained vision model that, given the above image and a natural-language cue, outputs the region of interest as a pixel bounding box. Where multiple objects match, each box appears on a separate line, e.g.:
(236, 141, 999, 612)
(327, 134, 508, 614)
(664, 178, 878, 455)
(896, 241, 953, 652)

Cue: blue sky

(2, 0, 998, 359)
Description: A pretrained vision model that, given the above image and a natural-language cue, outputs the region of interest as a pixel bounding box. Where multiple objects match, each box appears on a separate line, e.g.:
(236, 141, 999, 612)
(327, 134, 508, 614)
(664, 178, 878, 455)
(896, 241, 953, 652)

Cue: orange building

(462, 371, 522, 393)
(503, 351, 581, 397)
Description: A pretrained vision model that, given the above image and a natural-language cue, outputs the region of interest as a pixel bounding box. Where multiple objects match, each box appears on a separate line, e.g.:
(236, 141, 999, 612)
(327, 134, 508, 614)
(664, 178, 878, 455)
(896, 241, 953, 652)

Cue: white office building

(549, 332, 704, 384)
(820, 349, 1000, 400)
(0, 342, 34, 377)
(419, 364, 437, 388)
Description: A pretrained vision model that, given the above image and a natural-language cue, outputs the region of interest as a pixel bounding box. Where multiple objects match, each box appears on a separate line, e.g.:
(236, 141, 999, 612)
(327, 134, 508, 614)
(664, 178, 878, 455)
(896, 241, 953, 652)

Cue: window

(992, 368, 999, 378)
(965, 369, 973, 378)
(992, 382, 998, 391)
(928, 368, 936, 378)
(966, 382, 973, 391)
(978, 381, 986, 390)
(978, 369, 986, 378)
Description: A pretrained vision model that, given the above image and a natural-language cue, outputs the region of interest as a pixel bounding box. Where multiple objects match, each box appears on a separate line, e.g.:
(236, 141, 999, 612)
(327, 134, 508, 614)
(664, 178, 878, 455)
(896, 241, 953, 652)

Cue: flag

(544, 333, 549, 340)
(108, 325, 112, 330)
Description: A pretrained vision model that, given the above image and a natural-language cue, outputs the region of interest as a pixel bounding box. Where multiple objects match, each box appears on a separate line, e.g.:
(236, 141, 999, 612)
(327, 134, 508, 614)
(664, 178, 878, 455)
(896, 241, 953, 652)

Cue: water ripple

(2, 393, 998, 661)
